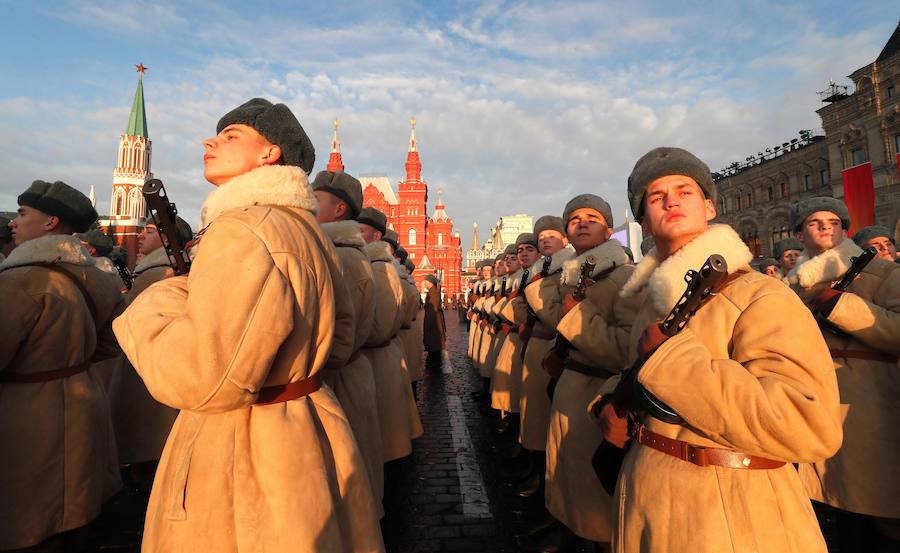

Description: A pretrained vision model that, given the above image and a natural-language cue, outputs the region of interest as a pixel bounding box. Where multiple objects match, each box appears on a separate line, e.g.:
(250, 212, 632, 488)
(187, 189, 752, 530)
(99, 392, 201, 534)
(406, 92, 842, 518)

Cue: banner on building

(841, 162, 874, 236)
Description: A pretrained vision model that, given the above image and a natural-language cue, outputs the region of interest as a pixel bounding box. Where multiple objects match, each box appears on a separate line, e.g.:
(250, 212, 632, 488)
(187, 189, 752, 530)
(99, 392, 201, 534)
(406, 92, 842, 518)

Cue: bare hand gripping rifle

(142, 179, 192, 275)
(592, 254, 729, 495)
(815, 246, 876, 336)
(542, 255, 596, 398)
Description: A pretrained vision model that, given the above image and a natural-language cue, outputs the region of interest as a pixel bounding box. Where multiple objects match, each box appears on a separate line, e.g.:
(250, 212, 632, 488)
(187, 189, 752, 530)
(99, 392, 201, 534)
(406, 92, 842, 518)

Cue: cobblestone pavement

(86, 308, 840, 552)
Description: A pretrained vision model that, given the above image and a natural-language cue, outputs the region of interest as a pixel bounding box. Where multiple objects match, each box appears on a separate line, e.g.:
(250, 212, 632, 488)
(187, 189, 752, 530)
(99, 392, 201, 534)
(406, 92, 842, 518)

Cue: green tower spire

(125, 65, 148, 138)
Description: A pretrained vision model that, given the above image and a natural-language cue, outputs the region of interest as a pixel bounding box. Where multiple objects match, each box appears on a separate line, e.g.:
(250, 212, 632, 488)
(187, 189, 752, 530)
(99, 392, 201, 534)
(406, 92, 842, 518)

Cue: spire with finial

(471, 222, 480, 251)
(405, 117, 421, 182)
(126, 64, 148, 138)
(326, 118, 344, 172)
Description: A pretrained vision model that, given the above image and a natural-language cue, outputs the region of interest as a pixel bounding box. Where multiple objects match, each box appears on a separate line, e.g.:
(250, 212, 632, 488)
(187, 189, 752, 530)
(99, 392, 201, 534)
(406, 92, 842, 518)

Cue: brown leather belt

(362, 339, 394, 350)
(830, 348, 898, 363)
(478, 320, 488, 330)
(256, 373, 323, 405)
(529, 328, 556, 341)
(501, 322, 518, 335)
(0, 361, 91, 384)
(635, 424, 785, 470)
(564, 358, 616, 379)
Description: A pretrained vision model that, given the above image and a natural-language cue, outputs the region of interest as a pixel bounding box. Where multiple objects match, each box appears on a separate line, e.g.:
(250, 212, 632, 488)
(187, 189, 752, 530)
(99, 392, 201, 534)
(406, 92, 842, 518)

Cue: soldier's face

(566, 208, 611, 255)
(10, 205, 59, 245)
(494, 261, 507, 276)
(138, 224, 164, 255)
(537, 230, 567, 256)
(764, 265, 779, 277)
(480, 266, 494, 279)
(779, 249, 801, 271)
(505, 254, 520, 273)
(797, 211, 846, 256)
(358, 223, 382, 244)
(314, 190, 350, 224)
(202, 124, 282, 186)
(865, 237, 897, 261)
(517, 244, 540, 268)
(642, 175, 715, 255)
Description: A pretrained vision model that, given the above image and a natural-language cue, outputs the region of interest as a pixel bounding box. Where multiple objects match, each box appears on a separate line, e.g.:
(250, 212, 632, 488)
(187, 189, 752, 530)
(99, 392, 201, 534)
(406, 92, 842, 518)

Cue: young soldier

(312, 169, 385, 515)
(0, 214, 14, 261)
(113, 99, 383, 552)
(787, 198, 900, 552)
(109, 216, 192, 487)
(475, 254, 507, 385)
(422, 274, 446, 367)
(538, 195, 641, 551)
(774, 236, 804, 276)
(0, 181, 124, 551)
(852, 224, 898, 263)
(596, 147, 841, 552)
(469, 260, 494, 401)
(398, 256, 424, 393)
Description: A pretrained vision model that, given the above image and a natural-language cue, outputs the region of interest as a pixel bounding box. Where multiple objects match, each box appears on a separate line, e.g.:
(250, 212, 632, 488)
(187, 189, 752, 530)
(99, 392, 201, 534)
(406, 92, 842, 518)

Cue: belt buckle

(685, 442, 708, 467)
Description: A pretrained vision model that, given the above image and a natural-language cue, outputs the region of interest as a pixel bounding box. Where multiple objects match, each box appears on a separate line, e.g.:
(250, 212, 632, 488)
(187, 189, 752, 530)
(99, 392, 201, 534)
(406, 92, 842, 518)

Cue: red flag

(841, 162, 874, 236)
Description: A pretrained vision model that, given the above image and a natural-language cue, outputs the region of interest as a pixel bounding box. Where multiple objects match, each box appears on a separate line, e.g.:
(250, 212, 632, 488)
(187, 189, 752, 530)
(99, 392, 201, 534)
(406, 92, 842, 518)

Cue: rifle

(815, 246, 876, 336)
(112, 255, 134, 290)
(592, 254, 728, 495)
(519, 256, 555, 359)
(491, 277, 508, 331)
(142, 179, 191, 276)
(542, 256, 596, 398)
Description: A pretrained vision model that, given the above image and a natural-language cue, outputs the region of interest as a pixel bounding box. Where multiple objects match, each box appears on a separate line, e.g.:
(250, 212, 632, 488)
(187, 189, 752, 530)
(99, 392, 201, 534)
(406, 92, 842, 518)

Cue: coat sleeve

(93, 291, 128, 361)
(524, 277, 563, 330)
(365, 264, 402, 345)
(0, 284, 41, 371)
(637, 287, 842, 462)
(826, 268, 900, 354)
(113, 217, 301, 413)
(325, 271, 355, 369)
(498, 296, 529, 325)
(556, 278, 639, 371)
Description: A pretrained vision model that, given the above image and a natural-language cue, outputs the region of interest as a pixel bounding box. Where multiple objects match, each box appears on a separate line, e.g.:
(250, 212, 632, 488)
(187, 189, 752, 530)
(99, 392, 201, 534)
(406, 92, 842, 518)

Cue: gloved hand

(813, 287, 843, 317)
(637, 323, 669, 361)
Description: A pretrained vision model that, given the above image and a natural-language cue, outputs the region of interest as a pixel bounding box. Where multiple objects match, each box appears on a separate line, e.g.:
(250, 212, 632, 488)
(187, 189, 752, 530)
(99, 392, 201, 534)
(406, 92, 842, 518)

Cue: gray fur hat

(76, 229, 115, 256)
(640, 235, 655, 255)
(217, 98, 315, 174)
(852, 225, 894, 247)
(627, 147, 716, 220)
(789, 197, 850, 232)
(0, 215, 11, 242)
(383, 228, 399, 251)
(515, 232, 537, 248)
(404, 258, 416, 272)
(533, 215, 565, 237)
(494, 254, 505, 263)
(148, 216, 193, 245)
(562, 194, 614, 228)
(503, 244, 517, 256)
(773, 237, 804, 259)
(356, 207, 387, 235)
(18, 180, 97, 233)
(424, 274, 439, 285)
(757, 258, 779, 273)
(396, 247, 409, 264)
(311, 170, 363, 218)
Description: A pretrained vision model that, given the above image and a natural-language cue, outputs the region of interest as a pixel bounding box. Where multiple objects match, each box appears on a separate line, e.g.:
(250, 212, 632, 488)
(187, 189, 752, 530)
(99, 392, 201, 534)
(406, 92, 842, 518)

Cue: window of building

(408, 228, 416, 245)
(438, 233, 443, 246)
(781, 182, 788, 198)
(804, 174, 813, 191)
(851, 148, 866, 166)
(895, 134, 900, 154)
(114, 189, 124, 215)
(746, 192, 752, 208)
(737, 195, 742, 211)
(889, 85, 897, 99)
(820, 169, 829, 186)
(767, 186, 774, 201)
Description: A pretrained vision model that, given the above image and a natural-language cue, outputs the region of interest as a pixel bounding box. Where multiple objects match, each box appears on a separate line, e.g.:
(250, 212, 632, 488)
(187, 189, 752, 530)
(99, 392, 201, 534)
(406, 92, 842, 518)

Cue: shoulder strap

(24, 262, 99, 323)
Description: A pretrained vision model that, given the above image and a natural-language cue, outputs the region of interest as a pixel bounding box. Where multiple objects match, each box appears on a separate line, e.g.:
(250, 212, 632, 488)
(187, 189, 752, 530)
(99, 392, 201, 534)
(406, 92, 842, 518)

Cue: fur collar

(363, 240, 394, 263)
(620, 224, 753, 318)
(397, 263, 409, 279)
(321, 220, 365, 249)
(789, 238, 863, 289)
(0, 234, 93, 271)
(134, 246, 170, 274)
(93, 256, 119, 275)
(507, 269, 523, 291)
(537, 245, 576, 278)
(560, 240, 628, 286)
(200, 165, 317, 227)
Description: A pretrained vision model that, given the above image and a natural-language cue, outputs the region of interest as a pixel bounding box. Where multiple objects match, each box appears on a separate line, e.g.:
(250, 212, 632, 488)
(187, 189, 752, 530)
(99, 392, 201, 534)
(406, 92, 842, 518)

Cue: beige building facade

(715, 22, 900, 257)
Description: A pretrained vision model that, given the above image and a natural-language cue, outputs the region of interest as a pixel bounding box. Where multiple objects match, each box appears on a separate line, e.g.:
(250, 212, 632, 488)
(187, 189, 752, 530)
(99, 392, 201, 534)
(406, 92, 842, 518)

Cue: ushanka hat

(356, 207, 388, 235)
(627, 147, 716, 221)
(515, 232, 537, 249)
(147, 216, 194, 245)
(396, 247, 409, 264)
(76, 229, 115, 256)
(533, 215, 565, 237)
(789, 197, 850, 232)
(383, 228, 399, 251)
(773, 237, 804, 259)
(562, 194, 614, 228)
(311, 170, 363, 218)
(757, 258, 779, 273)
(424, 274, 439, 285)
(217, 98, 315, 174)
(503, 244, 517, 256)
(640, 235, 655, 255)
(18, 180, 97, 233)
(852, 225, 894, 247)
(404, 259, 415, 272)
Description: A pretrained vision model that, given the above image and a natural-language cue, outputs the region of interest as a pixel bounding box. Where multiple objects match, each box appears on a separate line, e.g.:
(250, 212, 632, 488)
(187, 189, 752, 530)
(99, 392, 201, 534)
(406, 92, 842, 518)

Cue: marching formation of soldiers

(0, 96, 898, 553)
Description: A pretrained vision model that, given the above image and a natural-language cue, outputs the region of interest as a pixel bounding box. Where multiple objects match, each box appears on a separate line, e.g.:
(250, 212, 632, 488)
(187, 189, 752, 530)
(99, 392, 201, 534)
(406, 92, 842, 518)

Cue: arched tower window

(113, 188, 125, 216)
(408, 228, 416, 245)
(128, 188, 143, 219)
(438, 233, 443, 245)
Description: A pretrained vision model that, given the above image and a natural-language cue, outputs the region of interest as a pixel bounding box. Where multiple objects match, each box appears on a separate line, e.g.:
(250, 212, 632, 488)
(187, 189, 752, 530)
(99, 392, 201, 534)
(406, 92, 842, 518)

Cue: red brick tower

(425, 191, 462, 295)
(326, 119, 344, 172)
(108, 64, 152, 266)
(395, 118, 428, 274)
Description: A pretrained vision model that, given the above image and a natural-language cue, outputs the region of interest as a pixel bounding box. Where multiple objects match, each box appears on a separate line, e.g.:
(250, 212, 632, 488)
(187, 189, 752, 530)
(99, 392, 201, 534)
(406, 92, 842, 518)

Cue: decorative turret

(326, 118, 344, 172)
(405, 118, 422, 183)
(471, 222, 480, 251)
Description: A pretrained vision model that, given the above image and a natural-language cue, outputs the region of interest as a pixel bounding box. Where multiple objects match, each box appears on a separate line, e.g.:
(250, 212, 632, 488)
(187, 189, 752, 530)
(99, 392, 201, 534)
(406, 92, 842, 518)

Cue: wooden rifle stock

(142, 179, 191, 276)
(592, 254, 728, 495)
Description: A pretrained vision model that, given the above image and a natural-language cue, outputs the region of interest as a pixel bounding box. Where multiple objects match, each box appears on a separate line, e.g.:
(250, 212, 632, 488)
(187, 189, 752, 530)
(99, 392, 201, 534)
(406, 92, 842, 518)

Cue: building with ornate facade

(99, 65, 152, 265)
(714, 22, 900, 256)
(358, 121, 464, 295)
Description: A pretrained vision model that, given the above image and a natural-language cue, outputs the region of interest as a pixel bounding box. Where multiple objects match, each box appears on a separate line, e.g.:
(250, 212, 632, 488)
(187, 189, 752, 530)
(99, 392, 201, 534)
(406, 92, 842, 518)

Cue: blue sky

(0, 0, 896, 239)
